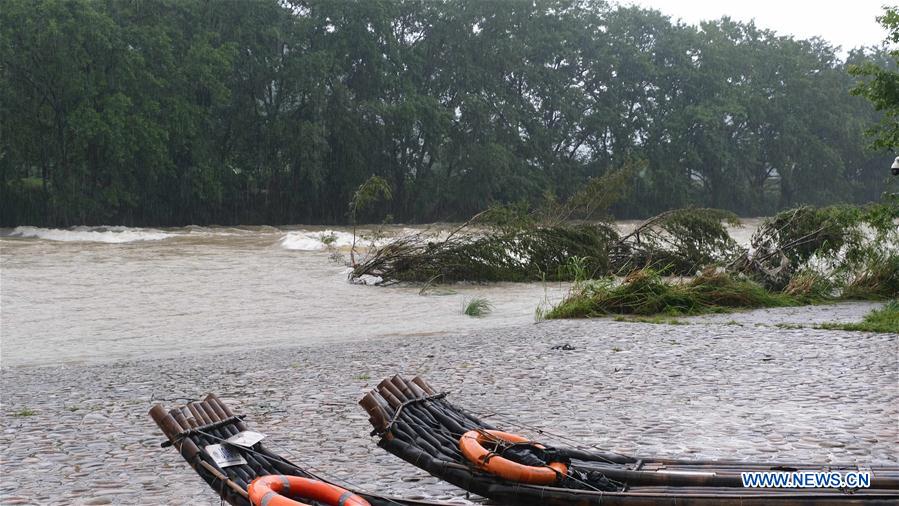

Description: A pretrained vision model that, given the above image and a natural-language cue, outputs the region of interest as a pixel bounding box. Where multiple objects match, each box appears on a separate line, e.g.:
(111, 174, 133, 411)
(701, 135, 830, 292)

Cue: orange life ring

(248, 475, 371, 506)
(459, 429, 568, 485)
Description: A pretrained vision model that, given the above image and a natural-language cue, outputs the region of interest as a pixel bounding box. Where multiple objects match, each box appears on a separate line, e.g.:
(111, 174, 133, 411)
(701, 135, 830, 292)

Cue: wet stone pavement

(1, 302, 897, 505)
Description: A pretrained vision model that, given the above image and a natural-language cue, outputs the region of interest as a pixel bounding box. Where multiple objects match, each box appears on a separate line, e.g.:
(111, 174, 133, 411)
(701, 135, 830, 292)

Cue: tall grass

(842, 254, 899, 300)
(819, 300, 899, 333)
(463, 297, 494, 317)
(546, 269, 803, 319)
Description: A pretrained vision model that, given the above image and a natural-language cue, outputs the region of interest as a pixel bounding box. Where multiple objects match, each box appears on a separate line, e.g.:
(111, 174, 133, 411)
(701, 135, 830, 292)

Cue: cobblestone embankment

(1, 303, 896, 505)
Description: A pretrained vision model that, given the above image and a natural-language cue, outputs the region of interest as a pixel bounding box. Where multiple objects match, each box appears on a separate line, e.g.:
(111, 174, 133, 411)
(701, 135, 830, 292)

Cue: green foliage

(479, 162, 637, 233)
(563, 256, 592, 285)
(818, 300, 899, 333)
(12, 408, 36, 417)
(546, 215, 895, 317)
(687, 269, 800, 308)
(842, 254, 899, 299)
(354, 223, 619, 283)
(354, 202, 895, 303)
(616, 208, 740, 275)
(480, 201, 538, 234)
(462, 297, 494, 317)
(759, 206, 864, 265)
(538, 164, 638, 225)
(1, 177, 46, 225)
(733, 203, 899, 291)
(546, 268, 803, 318)
(358, 207, 738, 283)
(850, 7, 899, 149)
(350, 176, 393, 223)
(348, 175, 392, 264)
(0, 0, 892, 226)
(784, 270, 835, 300)
(320, 233, 337, 246)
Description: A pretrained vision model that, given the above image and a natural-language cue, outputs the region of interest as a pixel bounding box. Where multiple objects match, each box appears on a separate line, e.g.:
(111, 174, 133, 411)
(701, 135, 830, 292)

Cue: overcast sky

(623, 0, 890, 51)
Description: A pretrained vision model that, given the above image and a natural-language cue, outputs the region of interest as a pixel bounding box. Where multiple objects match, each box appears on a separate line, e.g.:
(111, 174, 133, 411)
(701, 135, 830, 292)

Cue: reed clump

(783, 270, 835, 300)
(842, 254, 899, 300)
(546, 269, 803, 319)
(463, 297, 494, 317)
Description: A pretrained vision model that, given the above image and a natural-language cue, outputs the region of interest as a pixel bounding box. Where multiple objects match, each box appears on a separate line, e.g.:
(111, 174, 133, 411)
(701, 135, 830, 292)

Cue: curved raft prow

(360, 375, 899, 505)
(149, 394, 448, 506)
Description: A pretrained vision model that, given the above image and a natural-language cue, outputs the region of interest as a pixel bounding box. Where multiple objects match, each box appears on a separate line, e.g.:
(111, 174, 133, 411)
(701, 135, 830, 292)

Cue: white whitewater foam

(10, 226, 173, 243)
(351, 274, 384, 285)
(280, 230, 357, 250)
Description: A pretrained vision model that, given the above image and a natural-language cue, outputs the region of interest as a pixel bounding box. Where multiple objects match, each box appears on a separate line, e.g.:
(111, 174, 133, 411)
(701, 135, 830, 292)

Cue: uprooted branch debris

(350, 207, 742, 284)
(729, 204, 898, 291)
(612, 208, 741, 275)
(351, 201, 898, 309)
(351, 224, 619, 284)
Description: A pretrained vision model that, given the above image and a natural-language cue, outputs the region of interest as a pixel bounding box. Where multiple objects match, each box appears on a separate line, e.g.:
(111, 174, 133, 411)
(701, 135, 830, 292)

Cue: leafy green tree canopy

(0, 0, 893, 226)
(851, 7, 899, 150)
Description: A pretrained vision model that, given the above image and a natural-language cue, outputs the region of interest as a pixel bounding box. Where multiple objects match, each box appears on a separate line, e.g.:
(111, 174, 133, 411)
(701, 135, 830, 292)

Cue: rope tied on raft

(471, 429, 562, 467)
(470, 430, 623, 492)
(371, 392, 448, 437)
(190, 428, 412, 506)
(369, 377, 627, 494)
(160, 415, 246, 447)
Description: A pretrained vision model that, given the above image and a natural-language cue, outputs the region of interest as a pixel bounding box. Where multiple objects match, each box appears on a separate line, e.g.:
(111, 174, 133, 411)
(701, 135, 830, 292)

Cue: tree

(850, 7, 899, 150)
(0, 0, 892, 226)
(349, 175, 392, 266)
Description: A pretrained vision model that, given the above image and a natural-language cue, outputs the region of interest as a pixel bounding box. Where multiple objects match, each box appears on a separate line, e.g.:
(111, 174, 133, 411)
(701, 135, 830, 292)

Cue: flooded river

(1, 225, 566, 368)
(0, 221, 758, 368)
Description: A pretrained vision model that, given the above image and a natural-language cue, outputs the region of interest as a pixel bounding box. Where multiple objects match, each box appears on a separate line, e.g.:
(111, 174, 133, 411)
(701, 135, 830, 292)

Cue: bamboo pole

(149, 404, 249, 501)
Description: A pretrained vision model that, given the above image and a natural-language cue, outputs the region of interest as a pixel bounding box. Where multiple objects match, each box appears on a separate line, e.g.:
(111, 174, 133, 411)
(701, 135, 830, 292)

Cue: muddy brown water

(0, 221, 760, 368)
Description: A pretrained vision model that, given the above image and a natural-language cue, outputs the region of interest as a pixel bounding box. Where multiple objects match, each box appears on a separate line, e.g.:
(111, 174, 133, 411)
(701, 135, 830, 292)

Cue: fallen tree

(350, 207, 741, 283)
(351, 163, 638, 283)
(351, 223, 619, 284)
(611, 208, 741, 275)
(349, 198, 897, 309)
(729, 204, 899, 292)
(545, 203, 898, 319)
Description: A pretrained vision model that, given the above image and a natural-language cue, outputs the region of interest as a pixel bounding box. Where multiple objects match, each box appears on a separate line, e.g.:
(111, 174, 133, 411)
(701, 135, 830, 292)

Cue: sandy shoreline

(1, 303, 897, 505)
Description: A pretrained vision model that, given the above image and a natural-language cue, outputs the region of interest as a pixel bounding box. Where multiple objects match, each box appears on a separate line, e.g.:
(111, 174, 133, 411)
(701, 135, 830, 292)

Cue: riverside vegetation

(818, 300, 899, 333)
(351, 194, 898, 323)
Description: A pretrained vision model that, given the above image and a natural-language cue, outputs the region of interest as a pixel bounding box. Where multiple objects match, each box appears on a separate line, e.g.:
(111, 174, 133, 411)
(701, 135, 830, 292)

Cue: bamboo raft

(360, 375, 899, 505)
(149, 394, 446, 506)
